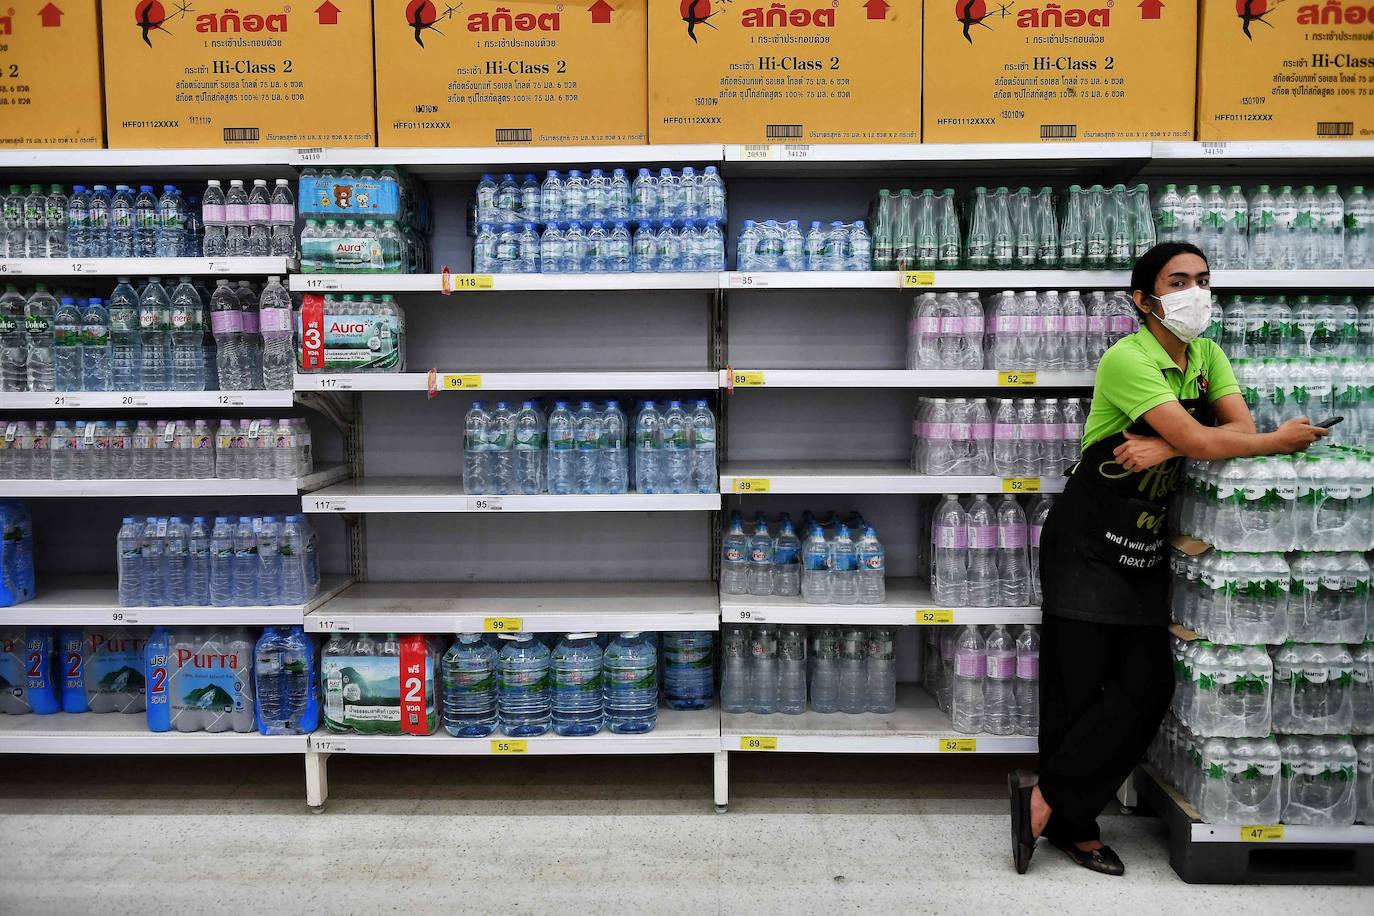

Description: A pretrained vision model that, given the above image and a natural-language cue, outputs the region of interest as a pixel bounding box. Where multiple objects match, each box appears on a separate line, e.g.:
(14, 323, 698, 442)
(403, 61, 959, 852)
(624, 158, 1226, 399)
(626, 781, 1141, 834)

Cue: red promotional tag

(398, 635, 429, 735)
(301, 294, 326, 371)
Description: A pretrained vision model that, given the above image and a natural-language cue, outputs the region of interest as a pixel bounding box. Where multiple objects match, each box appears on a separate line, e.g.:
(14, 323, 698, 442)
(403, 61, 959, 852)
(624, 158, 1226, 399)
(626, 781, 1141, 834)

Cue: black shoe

(1008, 769, 1038, 875)
(1051, 839, 1125, 877)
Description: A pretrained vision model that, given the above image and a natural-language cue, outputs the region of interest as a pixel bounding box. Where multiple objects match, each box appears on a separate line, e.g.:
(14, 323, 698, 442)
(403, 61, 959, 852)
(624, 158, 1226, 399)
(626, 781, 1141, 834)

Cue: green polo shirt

(1082, 329, 1240, 449)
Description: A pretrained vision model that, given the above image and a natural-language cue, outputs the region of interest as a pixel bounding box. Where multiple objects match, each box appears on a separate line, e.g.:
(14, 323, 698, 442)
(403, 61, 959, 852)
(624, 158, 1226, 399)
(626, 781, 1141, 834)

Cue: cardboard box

(923, 0, 1196, 142)
(0, 1, 104, 147)
(374, 0, 648, 147)
(100, 0, 376, 148)
(649, 0, 921, 144)
(1197, 0, 1374, 140)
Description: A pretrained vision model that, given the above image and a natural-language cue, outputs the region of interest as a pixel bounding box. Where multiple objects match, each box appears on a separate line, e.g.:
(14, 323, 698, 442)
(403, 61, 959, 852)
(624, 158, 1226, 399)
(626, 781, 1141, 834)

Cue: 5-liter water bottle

(258, 277, 293, 390)
(663, 631, 714, 710)
(721, 515, 749, 595)
(662, 400, 691, 494)
(442, 634, 499, 737)
(550, 633, 604, 736)
(497, 632, 551, 736)
(573, 400, 601, 494)
(1015, 625, 1040, 736)
(51, 297, 82, 392)
(117, 516, 143, 606)
(546, 400, 574, 495)
(951, 625, 986, 734)
(772, 515, 801, 597)
(746, 624, 780, 714)
(604, 631, 657, 733)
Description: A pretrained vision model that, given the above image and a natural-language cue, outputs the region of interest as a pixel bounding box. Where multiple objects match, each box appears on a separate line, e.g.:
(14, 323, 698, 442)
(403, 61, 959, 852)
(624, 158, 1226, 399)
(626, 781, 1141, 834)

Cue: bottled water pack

(924, 624, 1040, 737)
(59, 626, 148, 714)
(145, 626, 257, 733)
(295, 294, 405, 374)
(476, 167, 725, 227)
(0, 627, 60, 714)
(253, 625, 319, 735)
(720, 624, 896, 716)
(913, 397, 1086, 478)
(721, 509, 884, 605)
(3, 182, 208, 260)
(0, 499, 35, 607)
(737, 219, 871, 272)
(927, 494, 1042, 609)
(321, 633, 442, 735)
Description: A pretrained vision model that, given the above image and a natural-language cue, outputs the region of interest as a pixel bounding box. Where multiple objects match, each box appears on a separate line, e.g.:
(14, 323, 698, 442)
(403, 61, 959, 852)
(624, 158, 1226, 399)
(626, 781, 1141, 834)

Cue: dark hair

(1130, 241, 1208, 297)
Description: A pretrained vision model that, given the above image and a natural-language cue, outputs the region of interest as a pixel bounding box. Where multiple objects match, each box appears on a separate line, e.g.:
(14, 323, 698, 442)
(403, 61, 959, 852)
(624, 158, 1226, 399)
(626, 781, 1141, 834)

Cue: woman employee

(1009, 241, 1329, 876)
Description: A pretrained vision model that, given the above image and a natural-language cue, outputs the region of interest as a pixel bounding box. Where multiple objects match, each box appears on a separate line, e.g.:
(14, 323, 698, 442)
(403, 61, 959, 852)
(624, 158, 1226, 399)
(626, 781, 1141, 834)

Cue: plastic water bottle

(686, 400, 717, 494)
(662, 631, 714, 710)
(224, 180, 250, 257)
(231, 516, 258, 606)
(772, 515, 801, 597)
(117, 516, 143, 606)
(719, 624, 748, 713)
(853, 526, 886, 604)
(599, 401, 628, 494)
(496, 633, 551, 737)
(700, 166, 725, 220)
(837, 627, 867, 714)
(996, 496, 1030, 606)
(933, 496, 970, 606)
(829, 524, 859, 605)
(208, 516, 234, 607)
(633, 401, 662, 494)
(210, 280, 247, 390)
(951, 625, 986, 734)
(600, 632, 656, 733)
(162, 516, 189, 606)
(23, 285, 56, 392)
(106, 278, 139, 391)
(487, 401, 514, 495)
(1015, 625, 1040, 736)
(155, 185, 183, 257)
(721, 515, 749, 595)
(52, 297, 82, 391)
(982, 625, 1016, 736)
(255, 277, 292, 390)
(137, 277, 170, 390)
(186, 516, 210, 606)
(550, 633, 603, 736)
(168, 278, 204, 391)
(806, 627, 839, 714)
(267, 180, 295, 256)
(256, 516, 281, 606)
(234, 281, 263, 388)
(801, 523, 831, 604)
(440, 634, 498, 737)
(85, 184, 111, 257)
(109, 185, 135, 257)
(246, 180, 271, 257)
(546, 400, 574, 495)
(0, 284, 26, 391)
(662, 400, 690, 494)
(748, 625, 779, 715)
(966, 496, 998, 607)
(131, 185, 157, 258)
(746, 517, 774, 597)
(866, 627, 897, 713)
(573, 400, 601, 494)
(138, 517, 166, 607)
(66, 186, 89, 258)
(512, 401, 545, 495)
(774, 625, 807, 715)
(79, 297, 112, 391)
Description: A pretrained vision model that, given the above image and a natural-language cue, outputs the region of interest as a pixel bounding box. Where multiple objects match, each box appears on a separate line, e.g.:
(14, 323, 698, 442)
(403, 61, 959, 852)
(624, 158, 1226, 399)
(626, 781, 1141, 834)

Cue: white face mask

(1152, 286, 1213, 342)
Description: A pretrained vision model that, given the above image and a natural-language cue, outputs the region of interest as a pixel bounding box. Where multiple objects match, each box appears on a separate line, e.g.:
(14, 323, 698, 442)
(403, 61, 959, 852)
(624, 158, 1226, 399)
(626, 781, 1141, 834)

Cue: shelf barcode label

(740, 735, 778, 751)
(300, 276, 342, 291)
(733, 478, 770, 494)
(998, 371, 1038, 387)
(68, 262, 99, 274)
(1002, 478, 1041, 494)
(1240, 825, 1284, 842)
(466, 497, 504, 512)
(443, 374, 483, 390)
(110, 611, 139, 625)
(901, 271, 936, 288)
(491, 739, 528, 754)
(727, 273, 769, 289)
(740, 145, 777, 161)
(731, 371, 765, 387)
(938, 737, 977, 753)
(314, 618, 352, 632)
(483, 617, 522, 633)
(313, 739, 348, 753)
(916, 609, 954, 625)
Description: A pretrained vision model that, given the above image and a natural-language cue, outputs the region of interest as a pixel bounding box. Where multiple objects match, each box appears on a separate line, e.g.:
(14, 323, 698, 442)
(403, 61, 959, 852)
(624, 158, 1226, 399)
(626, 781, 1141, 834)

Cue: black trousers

(1036, 614, 1174, 844)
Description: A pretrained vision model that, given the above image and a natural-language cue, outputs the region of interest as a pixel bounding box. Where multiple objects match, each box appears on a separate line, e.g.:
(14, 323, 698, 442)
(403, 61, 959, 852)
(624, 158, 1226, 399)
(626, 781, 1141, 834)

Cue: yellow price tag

(1240, 825, 1284, 842)
(452, 274, 495, 290)
(901, 271, 936, 288)
(917, 609, 955, 625)
(733, 478, 771, 494)
(938, 737, 977, 753)
(1002, 478, 1042, 494)
(491, 739, 528, 754)
(998, 371, 1038, 387)
(740, 735, 779, 751)
(732, 371, 765, 387)
(483, 617, 523, 633)
(443, 374, 483, 390)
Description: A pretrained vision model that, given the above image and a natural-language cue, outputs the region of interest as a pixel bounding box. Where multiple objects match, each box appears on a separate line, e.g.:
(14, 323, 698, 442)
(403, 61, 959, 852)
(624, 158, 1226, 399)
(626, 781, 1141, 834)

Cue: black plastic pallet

(1133, 765, 1374, 885)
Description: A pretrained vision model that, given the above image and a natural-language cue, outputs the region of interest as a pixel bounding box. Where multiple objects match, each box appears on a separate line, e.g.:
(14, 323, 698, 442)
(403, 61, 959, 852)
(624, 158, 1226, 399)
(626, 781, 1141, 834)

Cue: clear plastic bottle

(662, 631, 714, 711)
(951, 625, 986, 734)
(51, 297, 82, 392)
(79, 296, 112, 392)
(247, 179, 272, 256)
(746, 516, 774, 597)
(66, 185, 89, 259)
(866, 627, 897, 713)
(837, 626, 868, 714)
(777, 625, 808, 715)
(23, 284, 57, 392)
(996, 495, 1030, 606)
(497, 633, 551, 737)
(1015, 625, 1040, 736)
(932, 494, 969, 607)
(573, 399, 601, 494)
(442, 634, 499, 738)
(801, 523, 831, 604)
(983, 625, 1017, 736)
(720, 624, 749, 714)
(551, 633, 604, 737)
(855, 526, 886, 604)
(137, 277, 171, 391)
(603, 631, 657, 733)
(0, 284, 29, 391)
(966, 495, 998, 607)
(133, 185, 158, 258)
(109, 185, 135, 257)
(224, 180, 250, 257)
(546, 400, 575, 495)
(210, 279, 247, 390)
(809, 626, 840, 714)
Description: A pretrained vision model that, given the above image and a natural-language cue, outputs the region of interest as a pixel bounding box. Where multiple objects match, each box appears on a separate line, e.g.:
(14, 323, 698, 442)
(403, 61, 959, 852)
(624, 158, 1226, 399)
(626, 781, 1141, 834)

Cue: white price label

(1201, 142, 1231, 158)
(206, 261, 233, 273)
(300, 276, 342, 291)
(296, 147, 325, 163)
(740, 144, 777, 161)
(733, 609, 764, 623)
(109, 611, 139, 624)
(313, 739, 348, 753)
(118, 395, 150, 407)
(69, 262, 100, 274)
(0, 262, 17, 274)
(314, 618, 352, 632)
(309, 498, 346, 512)
(315, 377, 354, 390)
(466, 497, 504, 512)
(779, 144, 812, 160)
(50, 395, 79, 407)
(727, 273, 768, 289)
(215, 394, 246, 406)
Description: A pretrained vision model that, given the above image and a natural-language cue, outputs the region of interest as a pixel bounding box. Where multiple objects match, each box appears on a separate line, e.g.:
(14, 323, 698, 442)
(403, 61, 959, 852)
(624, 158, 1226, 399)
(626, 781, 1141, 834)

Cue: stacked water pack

(321, 633, 442, 735)
(117, 514, 321, 609)
(0, 499, 35, 607)
(472, 167, 726, 275)
(870, 183, 1155, 271)
(720, 510, 885, 606)
(254, 626, 319, 736)
(737, 219, 871, 272)
(2, 182, 207, 259)
(295, 294, 406, 375)
(720, 625, 896, 716)
(912, 398, 1086, 478)
(982, 289, 1139, 371)
(0, 628, 60, 714)
(924, 624, 1041, 737)
(925, 494, 1048, 610)
(60, 627, 148, 714)
(441, 631, 701, 738)
(298, 167, 430, 273)
(1154, 183, 1370, 270)
(463, 398, 715, 496)
(145, 626, 255, 733)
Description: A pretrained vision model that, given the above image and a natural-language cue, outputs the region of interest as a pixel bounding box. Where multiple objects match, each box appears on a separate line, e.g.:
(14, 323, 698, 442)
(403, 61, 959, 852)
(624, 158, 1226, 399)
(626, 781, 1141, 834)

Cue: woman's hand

(1268, 417, 1329, 454)
(1113, 431, 1182, 473)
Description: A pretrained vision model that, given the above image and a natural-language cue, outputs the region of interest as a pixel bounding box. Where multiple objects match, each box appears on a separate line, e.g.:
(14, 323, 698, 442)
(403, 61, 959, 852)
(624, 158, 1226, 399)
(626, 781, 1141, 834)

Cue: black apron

(1040, 373, 1216, 625)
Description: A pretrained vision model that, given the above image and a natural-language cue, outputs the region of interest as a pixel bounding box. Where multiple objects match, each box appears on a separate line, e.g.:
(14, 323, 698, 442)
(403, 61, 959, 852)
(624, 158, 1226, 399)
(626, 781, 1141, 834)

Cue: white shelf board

(723, 142, 1151, 173)
(0, 257, 291, 277)
(0, 464, 347, 498)
(1152, 140, 1374, 163)
(289, 272, 720, 293)
(0, 390, 294, 410)
(0, 148, 296, 169)
(309, 706, 720, 756)
(293, 371, 718, 393)
(722, 686, 1035, 754)
(1210, 270, 1374, 290)
(721, 369, 1095, 389)
(0, 575, 352, 627)
(305, 580, 719, 634)
(723, 270, 1131, 290)
(303, 477, 720, 513)
(720, 579, 1041, 626)
(0, 714, 307, 755)
(720, 462, 1065, 496)
(293, 145, 723, 174)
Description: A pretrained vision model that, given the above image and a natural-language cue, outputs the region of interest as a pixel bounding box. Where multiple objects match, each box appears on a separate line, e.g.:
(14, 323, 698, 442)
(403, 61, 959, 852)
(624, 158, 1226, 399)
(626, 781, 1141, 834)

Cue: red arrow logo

(588, 0, 613, 23)
(864, 0, 889, 19)
(315, 1, 340, 25)
(38, 2, 64, 27)
(1138, 0, 1164, 19)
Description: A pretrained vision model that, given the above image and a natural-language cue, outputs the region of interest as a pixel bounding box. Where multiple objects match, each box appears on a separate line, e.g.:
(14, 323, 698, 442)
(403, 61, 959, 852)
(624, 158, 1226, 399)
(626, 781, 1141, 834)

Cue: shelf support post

(713, 749, 729, 812)
(305, 749, 330, 810)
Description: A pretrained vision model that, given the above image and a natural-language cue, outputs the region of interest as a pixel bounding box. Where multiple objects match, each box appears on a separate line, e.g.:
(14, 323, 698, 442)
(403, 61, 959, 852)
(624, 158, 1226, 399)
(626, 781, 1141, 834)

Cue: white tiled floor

(1, 754, 1368, 914)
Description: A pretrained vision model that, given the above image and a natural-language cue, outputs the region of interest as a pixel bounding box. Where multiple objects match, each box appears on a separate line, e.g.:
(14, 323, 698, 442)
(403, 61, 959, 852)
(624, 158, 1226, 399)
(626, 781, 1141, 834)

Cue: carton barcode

(1040, 124, 1077, 140)
(766, 124, 803, 140)
(223, 127, 260, 143)
(496, 128, 533, 143)
(1317, 121, 1354, 137)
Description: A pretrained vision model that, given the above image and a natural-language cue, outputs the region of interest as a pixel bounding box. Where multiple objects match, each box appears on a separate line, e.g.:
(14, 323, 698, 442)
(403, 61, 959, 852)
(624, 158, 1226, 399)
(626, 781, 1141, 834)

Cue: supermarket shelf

(0, 575, 352, 627)
(305, 580, 719, 634)
(293, 371, 719, 393)
(720, 462, 1065, 496)
(721, 369, 1094, 389)
(722, 142, 1152, 176)
(0, 390, 294, 410)
(308, 705, 720, 756)
(0, 464, 348, 498)
(1210, 270, 1374, 290)
(289, 272, 720, 293)
(1151, 140, 1374, 164)
(292, 145, 723, 175)
(719, 579, 1041, 626)
(722, 270, 1131, 290)
(0, 714, 307, 755)
(0, 257, 291, 277)
(0, 148, 296, 172)
(722, 686, 1035, 754)
(303, 478, 720, 513)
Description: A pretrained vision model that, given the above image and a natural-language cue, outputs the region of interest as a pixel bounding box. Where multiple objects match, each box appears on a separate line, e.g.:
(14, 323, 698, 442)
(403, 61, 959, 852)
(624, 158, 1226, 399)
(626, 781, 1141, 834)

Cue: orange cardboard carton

(0, 1, 105, 147)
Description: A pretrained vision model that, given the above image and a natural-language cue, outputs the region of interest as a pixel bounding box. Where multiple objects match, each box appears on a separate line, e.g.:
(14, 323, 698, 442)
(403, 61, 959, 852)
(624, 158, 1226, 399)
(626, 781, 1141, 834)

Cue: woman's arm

(1113, 395, 1326, 470)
